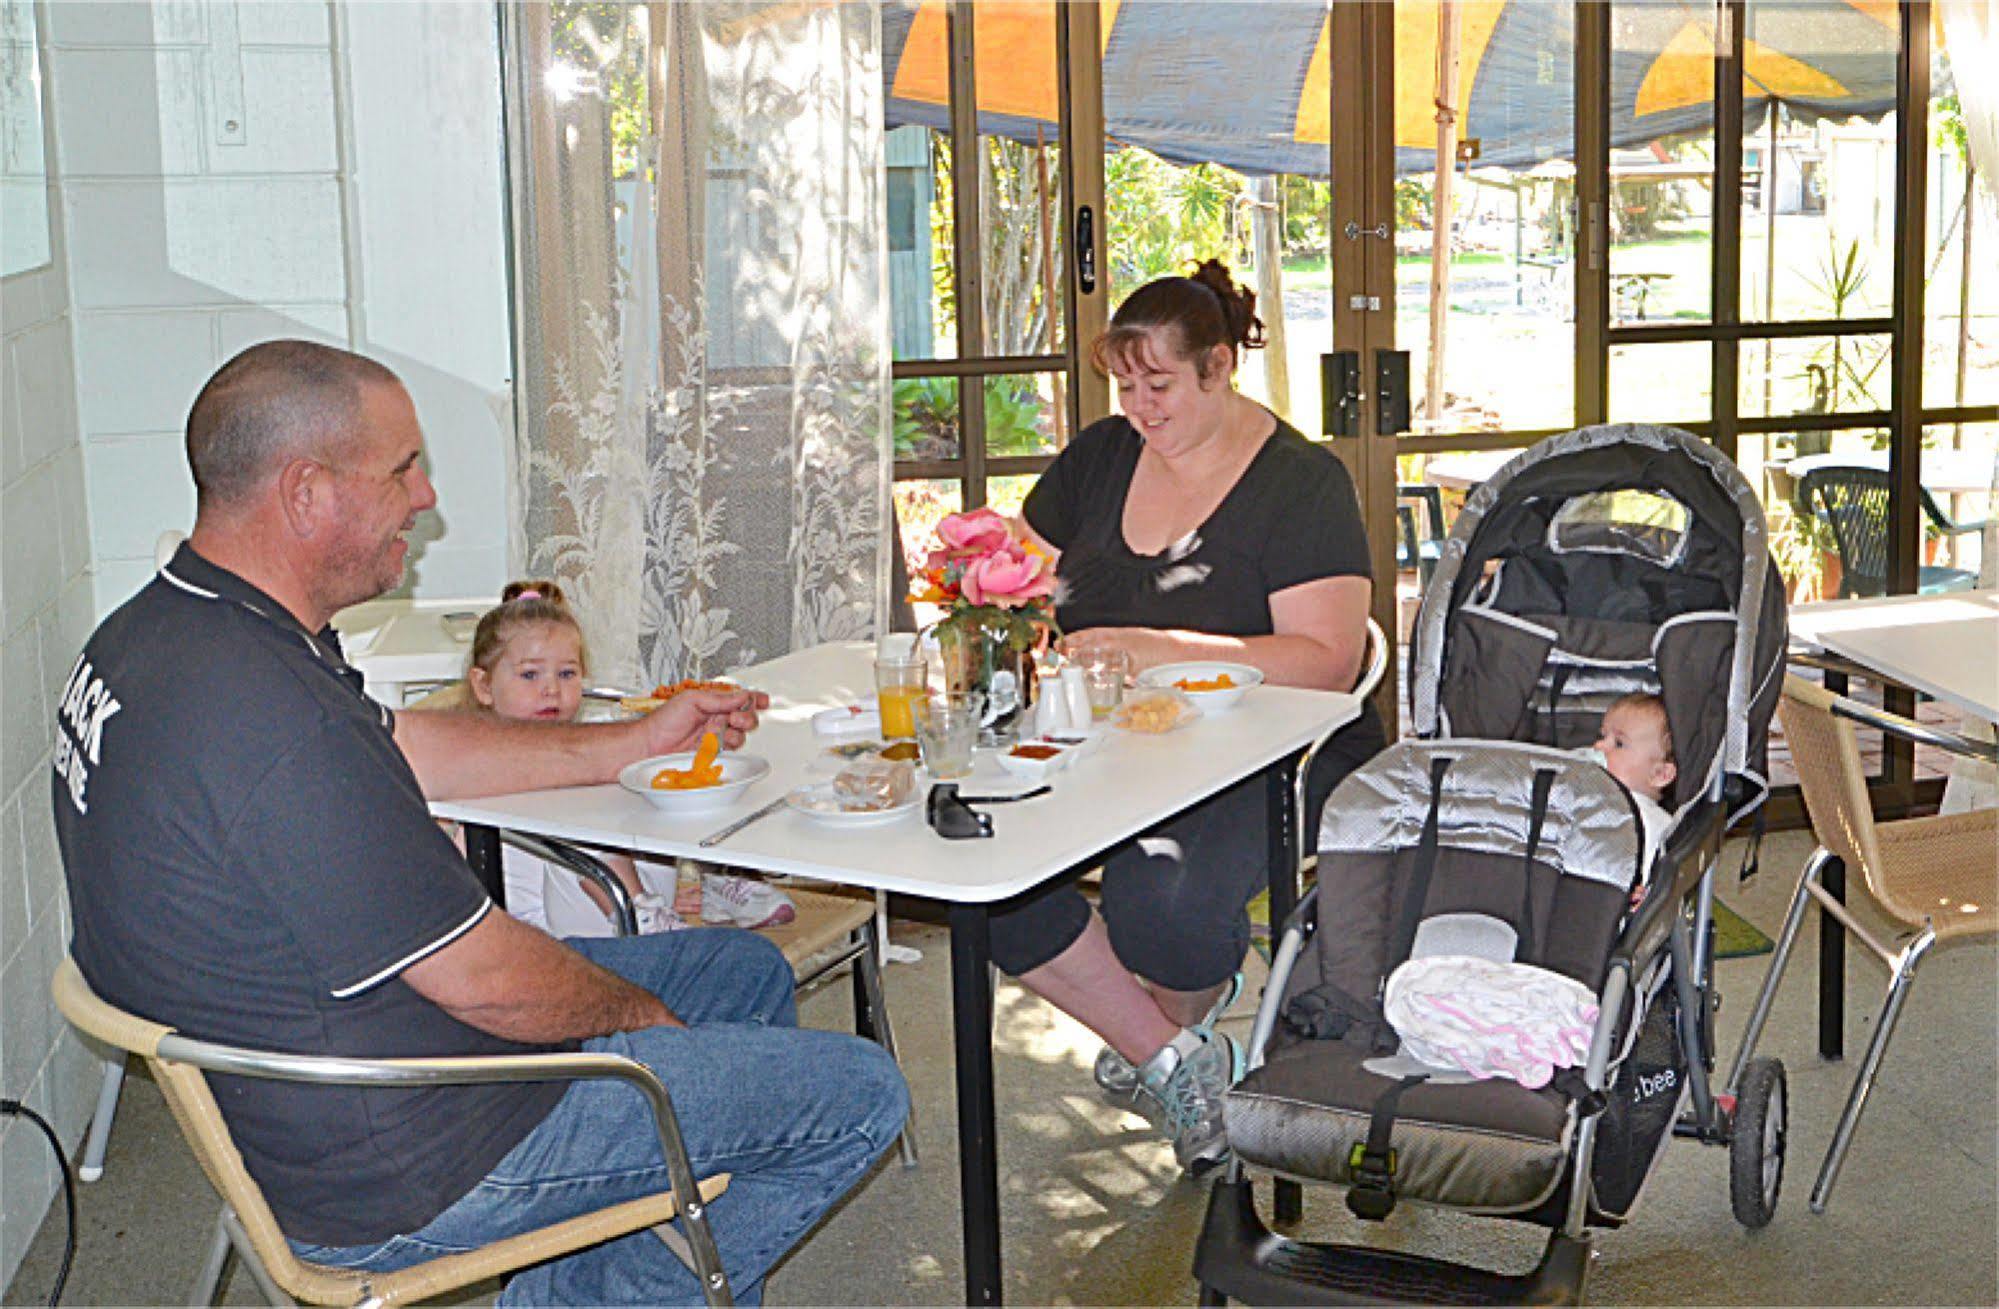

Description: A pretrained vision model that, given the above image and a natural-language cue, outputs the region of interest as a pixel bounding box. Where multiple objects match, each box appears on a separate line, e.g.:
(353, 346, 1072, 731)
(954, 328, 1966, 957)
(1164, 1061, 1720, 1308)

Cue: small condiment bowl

(996, 740, 1072, 782)
(1039, 725, 1107, 759)
(1137, 661, 1264, 713)
(618, 752, 770, 813)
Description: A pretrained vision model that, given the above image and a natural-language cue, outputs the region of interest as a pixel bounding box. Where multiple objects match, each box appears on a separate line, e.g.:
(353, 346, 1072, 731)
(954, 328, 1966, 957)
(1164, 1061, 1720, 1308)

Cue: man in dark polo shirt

(52, 340, 908, 1305)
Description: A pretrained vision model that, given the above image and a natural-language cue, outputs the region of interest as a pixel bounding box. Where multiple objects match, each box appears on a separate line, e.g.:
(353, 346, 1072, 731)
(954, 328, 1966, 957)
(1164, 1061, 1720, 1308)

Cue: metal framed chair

(52, 958, 733, 1307)
(1799, 465, 1984, 597)
(1727, 676, 1998, 1212)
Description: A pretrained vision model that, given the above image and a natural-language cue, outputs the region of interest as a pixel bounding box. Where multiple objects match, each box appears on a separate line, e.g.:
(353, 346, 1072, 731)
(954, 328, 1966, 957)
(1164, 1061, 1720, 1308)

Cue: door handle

(1075, 205, 1097, 295)
(1343, 220, 1390, 241)
(1375, 349, 1411, 436)
(1322, 351, 1362, 437)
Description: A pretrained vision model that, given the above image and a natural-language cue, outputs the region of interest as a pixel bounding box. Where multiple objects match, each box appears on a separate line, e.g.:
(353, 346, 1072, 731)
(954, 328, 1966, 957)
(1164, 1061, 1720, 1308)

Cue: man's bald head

(186, 340, 404, 511)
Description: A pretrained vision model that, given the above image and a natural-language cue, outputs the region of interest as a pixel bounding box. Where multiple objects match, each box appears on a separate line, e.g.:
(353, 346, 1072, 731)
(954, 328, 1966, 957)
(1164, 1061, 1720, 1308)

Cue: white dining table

(432, 640, 1361, 1306)
(1788, 589, 1999, 725)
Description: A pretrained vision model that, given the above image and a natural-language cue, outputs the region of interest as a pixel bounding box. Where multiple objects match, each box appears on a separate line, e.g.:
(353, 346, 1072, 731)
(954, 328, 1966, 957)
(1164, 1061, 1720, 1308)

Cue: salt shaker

(1060, 665, 1092, 731)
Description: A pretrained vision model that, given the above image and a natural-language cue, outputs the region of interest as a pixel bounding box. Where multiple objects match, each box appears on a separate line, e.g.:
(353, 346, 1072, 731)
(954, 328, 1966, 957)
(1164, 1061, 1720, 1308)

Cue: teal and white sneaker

(1093, 970, 1244, 1101)
(1136, 1027, 1243, 1174)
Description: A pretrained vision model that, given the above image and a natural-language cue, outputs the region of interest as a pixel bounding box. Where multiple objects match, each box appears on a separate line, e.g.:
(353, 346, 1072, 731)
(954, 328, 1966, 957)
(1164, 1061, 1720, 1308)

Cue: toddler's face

(1595, 704, 1676, 801)
(470, 622, 584, 723)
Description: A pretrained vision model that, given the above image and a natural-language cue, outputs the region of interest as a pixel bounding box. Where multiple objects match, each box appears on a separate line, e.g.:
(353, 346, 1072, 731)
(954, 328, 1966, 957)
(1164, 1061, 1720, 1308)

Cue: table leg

(852, 954, 878, 1042)
(462, 823, 504, 907)
(1818, 855, 1846, 1061)
(949, 902, 1002, 1305)
(1266, 761, 1303, 1227)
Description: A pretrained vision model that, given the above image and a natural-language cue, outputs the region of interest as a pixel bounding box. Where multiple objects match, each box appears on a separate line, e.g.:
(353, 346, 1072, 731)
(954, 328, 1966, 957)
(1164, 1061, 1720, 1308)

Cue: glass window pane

(1746, 427, 1895, 603)
(1608, 341, 1711, 424)
(1926, 40, 1999, 407)
(1398, 0, 1577, 434)
(984, 371, 1064, 457)
(967, 2, 1064, 357)
(987, 473, 1039, 521)
(894, 478, 964, 627)
(1738, 334, 1891, 419)
(888, 125, 956, 361)
(1741, 0, 1900, 325)
(1610, 1, 1716, 328)
(1919, 419, 1998, 588)
(893, 376, 961, 462)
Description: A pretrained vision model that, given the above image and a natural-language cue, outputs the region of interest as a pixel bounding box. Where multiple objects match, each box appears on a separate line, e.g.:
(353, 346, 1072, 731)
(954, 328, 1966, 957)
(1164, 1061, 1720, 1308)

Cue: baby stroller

(1194, 424, 1789, 1305)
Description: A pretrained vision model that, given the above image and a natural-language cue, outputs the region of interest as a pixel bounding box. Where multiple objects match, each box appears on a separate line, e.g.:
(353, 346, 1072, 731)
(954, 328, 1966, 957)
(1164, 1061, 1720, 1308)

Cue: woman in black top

(1000, 260, 1385, 1172)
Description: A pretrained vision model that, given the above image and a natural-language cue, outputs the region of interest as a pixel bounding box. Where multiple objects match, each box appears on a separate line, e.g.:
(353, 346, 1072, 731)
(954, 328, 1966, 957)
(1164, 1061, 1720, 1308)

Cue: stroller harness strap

(1347, 1073, 1429, 1221)
(1516, 769, 1558, 961)
(1280, 756, 1454, 1049)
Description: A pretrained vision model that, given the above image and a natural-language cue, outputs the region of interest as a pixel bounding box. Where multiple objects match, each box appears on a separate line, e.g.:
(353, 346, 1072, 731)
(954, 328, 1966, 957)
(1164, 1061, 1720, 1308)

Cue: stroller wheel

(1730, 1057, 1787, 1228)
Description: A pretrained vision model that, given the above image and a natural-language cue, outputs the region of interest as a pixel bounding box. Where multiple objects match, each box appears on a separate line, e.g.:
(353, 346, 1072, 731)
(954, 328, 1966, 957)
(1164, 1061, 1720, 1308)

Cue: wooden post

(1424, 1, 1461, 427)
(1248, 174, 1292, 418)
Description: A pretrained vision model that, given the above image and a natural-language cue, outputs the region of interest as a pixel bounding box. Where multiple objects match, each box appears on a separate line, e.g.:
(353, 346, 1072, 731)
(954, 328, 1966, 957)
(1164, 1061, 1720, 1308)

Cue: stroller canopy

(1410, 424, 1787, 816)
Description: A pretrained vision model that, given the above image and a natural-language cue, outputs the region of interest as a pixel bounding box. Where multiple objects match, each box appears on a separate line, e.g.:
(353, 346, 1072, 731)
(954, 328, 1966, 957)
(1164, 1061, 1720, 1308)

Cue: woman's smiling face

(1109, 327, 1233, 458)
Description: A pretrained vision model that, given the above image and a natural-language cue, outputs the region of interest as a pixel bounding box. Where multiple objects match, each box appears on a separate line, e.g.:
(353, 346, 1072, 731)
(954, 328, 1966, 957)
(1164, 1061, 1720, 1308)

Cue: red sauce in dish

(1009, 744, 1062, 760)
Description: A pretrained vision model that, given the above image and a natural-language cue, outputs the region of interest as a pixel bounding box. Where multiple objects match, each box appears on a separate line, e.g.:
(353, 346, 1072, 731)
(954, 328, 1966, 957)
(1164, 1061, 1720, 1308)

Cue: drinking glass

(1080, 648, 1133, 720)
(875, 650, 927, 740)
(914, 691, 985, 779)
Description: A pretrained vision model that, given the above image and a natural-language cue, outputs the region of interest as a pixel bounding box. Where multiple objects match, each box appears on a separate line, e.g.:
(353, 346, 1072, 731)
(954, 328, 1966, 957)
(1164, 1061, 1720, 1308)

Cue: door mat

(1712, 897, 1776, 959)
(1249, 889, 1776, 963)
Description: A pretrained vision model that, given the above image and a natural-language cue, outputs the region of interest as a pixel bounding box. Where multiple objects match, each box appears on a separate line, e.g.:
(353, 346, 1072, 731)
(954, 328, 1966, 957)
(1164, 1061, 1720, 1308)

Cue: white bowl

(618, 751, 771, 814)
(995, 742, 1073, 782)
(1138, 661, 1264, 713)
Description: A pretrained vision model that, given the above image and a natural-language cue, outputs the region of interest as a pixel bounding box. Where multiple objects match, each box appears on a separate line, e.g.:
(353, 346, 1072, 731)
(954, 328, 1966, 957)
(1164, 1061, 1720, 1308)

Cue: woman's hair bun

(1188, 259, 1266, 353)
(501, 578, 568, 608)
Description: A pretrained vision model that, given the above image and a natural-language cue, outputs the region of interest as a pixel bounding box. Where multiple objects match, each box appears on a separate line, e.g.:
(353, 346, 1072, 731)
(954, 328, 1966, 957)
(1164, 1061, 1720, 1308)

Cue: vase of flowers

(912, 508, 1056, 743)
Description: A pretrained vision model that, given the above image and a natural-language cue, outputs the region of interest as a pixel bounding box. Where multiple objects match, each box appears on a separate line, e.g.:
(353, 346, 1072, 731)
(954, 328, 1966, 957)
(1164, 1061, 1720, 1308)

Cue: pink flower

(933, 508, 1013, 558)
(960, 542, 1055, 608)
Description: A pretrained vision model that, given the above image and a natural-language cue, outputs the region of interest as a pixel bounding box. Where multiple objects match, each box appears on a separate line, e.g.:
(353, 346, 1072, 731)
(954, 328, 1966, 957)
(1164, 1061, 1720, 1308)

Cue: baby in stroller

(1195, 424, 1789, 1306)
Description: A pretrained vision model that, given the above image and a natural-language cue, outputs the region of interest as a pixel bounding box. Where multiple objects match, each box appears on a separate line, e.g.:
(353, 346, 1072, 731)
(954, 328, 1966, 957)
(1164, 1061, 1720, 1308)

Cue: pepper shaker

(1060, 664, 1092, 731)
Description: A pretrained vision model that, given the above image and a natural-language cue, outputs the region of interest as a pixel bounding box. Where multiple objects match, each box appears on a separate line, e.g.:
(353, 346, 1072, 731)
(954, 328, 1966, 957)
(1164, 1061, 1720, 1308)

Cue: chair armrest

(500, 832, 640, 935)
(1291, 619, 1389, 871)
(152, 1036, 730, 1300)
(1830, 695, 1999, 763)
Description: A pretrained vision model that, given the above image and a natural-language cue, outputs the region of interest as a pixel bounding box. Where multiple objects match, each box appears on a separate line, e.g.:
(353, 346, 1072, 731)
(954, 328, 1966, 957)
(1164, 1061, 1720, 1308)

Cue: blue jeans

(291, 929, 910, 1305)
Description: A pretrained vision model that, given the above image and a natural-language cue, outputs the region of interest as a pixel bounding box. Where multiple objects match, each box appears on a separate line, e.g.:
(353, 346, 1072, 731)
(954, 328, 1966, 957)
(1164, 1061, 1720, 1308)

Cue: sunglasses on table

(925, 782, 1051, 841)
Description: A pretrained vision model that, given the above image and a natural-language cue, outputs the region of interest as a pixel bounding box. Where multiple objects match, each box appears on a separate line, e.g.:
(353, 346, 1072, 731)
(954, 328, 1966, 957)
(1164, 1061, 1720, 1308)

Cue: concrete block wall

(0, 156, 98, 1290)
(2, 1, 513, 1288)
(48, 0, 512, 616)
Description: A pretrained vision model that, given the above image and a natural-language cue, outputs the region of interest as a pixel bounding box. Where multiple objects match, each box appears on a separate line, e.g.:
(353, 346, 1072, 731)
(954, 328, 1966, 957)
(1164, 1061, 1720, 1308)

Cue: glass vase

(930, 607, 1043, 746)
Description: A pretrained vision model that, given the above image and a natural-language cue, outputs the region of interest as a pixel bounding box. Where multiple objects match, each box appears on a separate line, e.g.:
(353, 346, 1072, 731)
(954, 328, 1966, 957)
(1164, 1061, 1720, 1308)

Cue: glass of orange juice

(874, 646, 927, 740)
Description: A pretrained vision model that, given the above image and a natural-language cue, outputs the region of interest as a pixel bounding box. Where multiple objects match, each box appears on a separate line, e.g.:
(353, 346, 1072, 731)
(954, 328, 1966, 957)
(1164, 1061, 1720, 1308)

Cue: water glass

(1080, 649, 1133, 720)
(915, 692, 985, 779)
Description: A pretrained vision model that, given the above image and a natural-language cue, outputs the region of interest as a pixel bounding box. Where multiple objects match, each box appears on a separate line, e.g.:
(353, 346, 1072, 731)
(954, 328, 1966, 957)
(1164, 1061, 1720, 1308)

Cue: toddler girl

(466, 580, 796, 936)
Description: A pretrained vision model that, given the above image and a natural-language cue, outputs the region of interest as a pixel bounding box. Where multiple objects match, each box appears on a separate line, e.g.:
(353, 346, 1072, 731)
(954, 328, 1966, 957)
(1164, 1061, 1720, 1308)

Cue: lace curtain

(506, 2, 890, 687)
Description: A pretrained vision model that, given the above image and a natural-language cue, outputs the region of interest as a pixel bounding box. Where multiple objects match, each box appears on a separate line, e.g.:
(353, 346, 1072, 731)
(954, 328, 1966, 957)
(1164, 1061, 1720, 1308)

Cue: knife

(698, 795, 790, 848)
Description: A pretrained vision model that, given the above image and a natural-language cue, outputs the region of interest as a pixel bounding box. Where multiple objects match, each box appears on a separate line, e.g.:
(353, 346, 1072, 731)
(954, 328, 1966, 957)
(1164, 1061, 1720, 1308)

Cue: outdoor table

(1420, 447, 1519, 491)
(1786, 590, 1999, 1061)
(1784, 449, 1998, 496)
(431, 640, 1362, 1305)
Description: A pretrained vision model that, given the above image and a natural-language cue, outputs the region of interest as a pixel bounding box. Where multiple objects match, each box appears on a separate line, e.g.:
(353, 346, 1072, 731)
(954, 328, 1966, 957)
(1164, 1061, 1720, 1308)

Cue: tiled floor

(8, 827, 1995, 1307)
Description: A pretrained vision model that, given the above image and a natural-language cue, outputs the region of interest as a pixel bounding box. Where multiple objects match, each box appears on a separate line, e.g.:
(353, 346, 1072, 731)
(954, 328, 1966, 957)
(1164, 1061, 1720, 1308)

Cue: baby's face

(1595, 705, 1676, 801)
